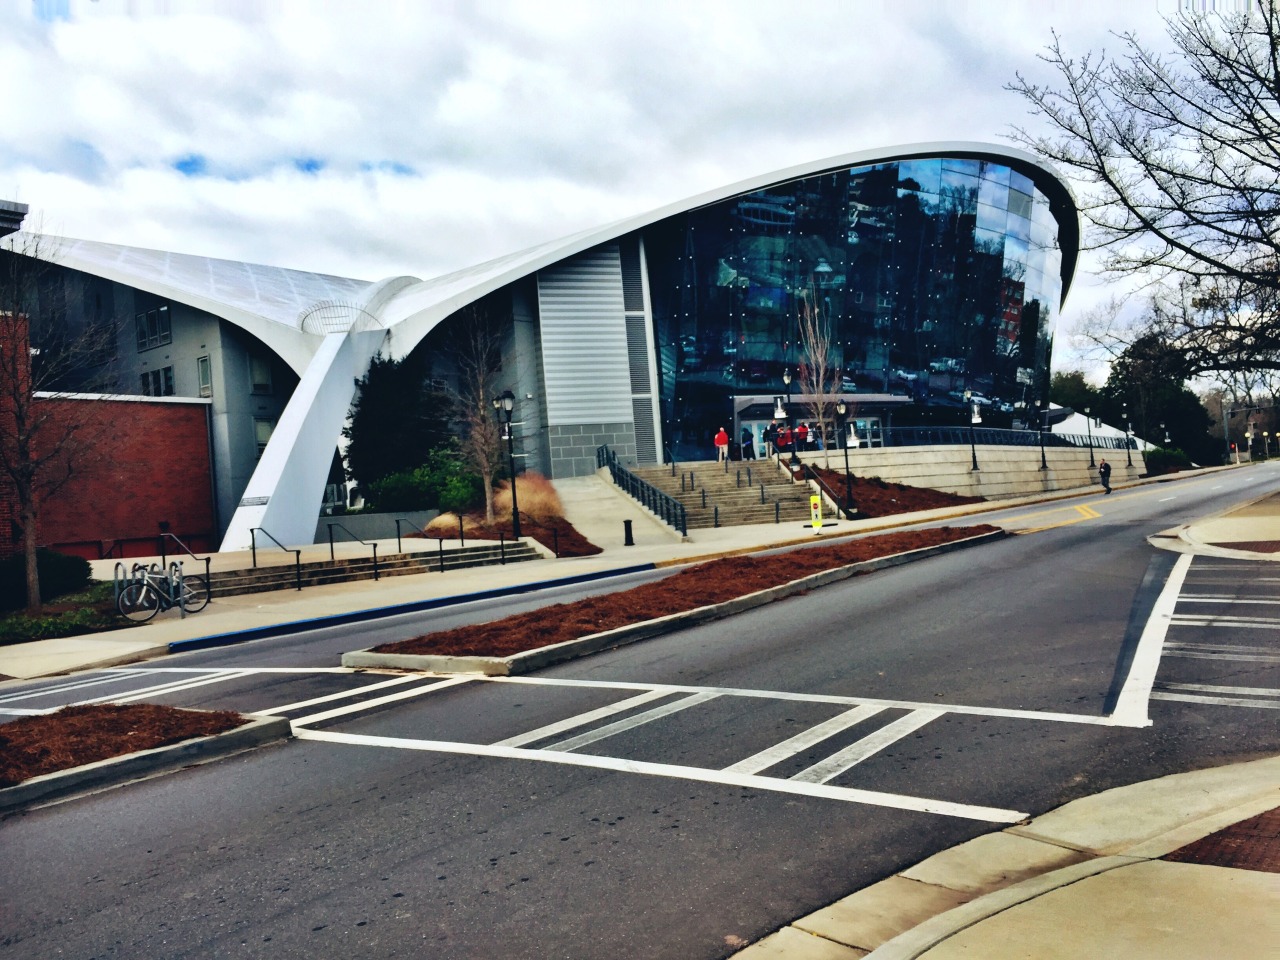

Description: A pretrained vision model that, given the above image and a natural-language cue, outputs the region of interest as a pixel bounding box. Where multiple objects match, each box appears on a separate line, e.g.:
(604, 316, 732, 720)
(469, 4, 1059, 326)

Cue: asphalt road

(3, 467, 1279, 959)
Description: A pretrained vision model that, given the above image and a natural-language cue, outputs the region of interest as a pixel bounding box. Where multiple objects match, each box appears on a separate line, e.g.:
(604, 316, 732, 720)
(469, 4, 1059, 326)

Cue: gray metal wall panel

(537, 248, 634, 426)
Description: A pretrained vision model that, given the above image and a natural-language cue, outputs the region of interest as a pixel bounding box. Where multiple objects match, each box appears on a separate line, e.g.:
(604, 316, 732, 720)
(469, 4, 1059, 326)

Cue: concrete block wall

(795, 444, 1138, 499)
(549, 421, 636, 478)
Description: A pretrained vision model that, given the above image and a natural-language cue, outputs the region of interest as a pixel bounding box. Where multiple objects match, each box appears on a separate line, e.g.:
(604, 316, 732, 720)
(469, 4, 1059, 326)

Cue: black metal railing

(157, 532, 214, 598)
(598, 444, 688, 536)
(249, 527, 303, 591)
(394, 517, 428, 555)
(325, 523, 379, 580)
(799, 463, 854, 519)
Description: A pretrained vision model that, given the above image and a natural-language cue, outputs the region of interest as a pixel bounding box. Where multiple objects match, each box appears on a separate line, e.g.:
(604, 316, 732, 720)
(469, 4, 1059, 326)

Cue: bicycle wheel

(179, 575, 210, 613)
(118, 581, 161, 622)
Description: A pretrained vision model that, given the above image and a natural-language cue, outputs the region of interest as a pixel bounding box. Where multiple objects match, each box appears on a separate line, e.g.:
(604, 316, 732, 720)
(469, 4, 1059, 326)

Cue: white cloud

(0, 0, 1179, 376)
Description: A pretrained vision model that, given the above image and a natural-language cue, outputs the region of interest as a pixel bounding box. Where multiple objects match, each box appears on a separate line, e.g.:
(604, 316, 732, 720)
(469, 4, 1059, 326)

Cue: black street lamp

(1162, 421, 1170, 446)
(835, 397, 854, 513)
(1036, 402, 1048, 470)
(964, 390, 979, 471)
(491, 389, 521, 538)
(782, 368, 799, 467)
(1123, 402, 1133, 467)
(1084, 406, 1096, 467)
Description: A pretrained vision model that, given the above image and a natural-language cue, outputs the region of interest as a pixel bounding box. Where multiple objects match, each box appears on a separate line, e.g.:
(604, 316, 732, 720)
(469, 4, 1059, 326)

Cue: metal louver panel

(620, 237, 645, 312)
(537, 248, 633, 425)
(632, 397, 657, 463)
(625, 316, 650, 393)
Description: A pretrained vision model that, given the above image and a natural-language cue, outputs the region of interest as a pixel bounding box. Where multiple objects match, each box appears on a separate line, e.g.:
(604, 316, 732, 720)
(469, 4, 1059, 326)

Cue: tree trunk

(20, 496, 41, 615)
(483, 474, 495, 524)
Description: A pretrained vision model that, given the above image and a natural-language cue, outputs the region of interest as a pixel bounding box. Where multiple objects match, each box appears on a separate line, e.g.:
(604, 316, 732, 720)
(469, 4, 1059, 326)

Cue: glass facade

(645, 157, 1064, 460)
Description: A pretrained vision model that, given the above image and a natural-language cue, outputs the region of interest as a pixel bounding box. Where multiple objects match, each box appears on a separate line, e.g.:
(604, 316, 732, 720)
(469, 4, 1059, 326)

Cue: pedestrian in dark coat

(1099, 458, 1112, 495)
(741, 425, 756, 460)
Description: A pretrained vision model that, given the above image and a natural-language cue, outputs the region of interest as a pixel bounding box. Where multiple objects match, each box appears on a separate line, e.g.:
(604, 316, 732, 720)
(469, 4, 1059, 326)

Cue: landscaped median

(343, 525, 1004, 676)
(0, 704, 291, 813)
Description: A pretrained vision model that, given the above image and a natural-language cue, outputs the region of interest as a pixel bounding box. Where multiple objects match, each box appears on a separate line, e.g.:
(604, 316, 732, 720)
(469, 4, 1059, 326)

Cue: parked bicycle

(116, 561, 210, 622)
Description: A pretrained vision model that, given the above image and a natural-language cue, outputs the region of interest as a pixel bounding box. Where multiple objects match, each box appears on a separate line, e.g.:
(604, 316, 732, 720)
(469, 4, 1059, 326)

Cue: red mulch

(375, 525, 997, 658)
(0, 703, 247, 788)
(467, 515, 602, 557)
(809, 466, 986, 517)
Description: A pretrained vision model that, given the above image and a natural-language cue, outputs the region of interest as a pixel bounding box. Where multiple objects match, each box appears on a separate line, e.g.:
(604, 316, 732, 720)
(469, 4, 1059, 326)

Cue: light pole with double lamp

(964, 390, 980, 471)
(492, 389, 521, 538)
(1123, 402, 1133, 467)
(1084, 406, 1096, 467)
(834, 398, 854, 512)
(782, 368, 799, 467)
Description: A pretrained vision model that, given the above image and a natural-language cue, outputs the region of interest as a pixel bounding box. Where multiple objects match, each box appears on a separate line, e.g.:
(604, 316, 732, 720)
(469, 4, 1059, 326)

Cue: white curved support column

(220, 327, 387, 551)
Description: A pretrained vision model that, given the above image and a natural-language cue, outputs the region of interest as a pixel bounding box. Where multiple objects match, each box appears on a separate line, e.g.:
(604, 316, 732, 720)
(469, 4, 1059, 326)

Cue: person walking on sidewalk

(714, 426, 730, 462)
(741, 425, 756, 460)
(1099, 457, 1112, 495)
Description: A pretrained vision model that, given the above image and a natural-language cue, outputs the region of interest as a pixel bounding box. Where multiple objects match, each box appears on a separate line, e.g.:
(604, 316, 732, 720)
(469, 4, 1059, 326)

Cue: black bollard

(623, 519, 635, 546)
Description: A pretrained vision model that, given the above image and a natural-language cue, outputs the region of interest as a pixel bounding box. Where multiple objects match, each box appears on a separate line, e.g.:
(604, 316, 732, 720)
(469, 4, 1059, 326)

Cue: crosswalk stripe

(723, 704, 886, 775)
(547, 692, 720, 752)
(791, 709, 944, 784)
(1151, 692, 1280, 710)
(291, 677, 473, 726)
(1157, 682, 1280, 697)
(494, 689, 674, 748)
(255, 673, 426, 716)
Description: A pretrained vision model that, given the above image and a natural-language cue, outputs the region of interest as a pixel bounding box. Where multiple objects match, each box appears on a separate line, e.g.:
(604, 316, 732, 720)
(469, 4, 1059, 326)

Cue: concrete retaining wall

(313, 509, 439, 544)
(795, 445, 1137, 499)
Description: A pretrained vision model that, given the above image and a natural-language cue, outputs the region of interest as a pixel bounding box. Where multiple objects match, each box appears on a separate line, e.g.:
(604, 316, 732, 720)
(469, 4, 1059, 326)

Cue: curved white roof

(3, 141, 1078, 369)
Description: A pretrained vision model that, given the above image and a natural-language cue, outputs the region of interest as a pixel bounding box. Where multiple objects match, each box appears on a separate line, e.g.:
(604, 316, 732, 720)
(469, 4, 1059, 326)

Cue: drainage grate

(1163, 805, 1280, 874)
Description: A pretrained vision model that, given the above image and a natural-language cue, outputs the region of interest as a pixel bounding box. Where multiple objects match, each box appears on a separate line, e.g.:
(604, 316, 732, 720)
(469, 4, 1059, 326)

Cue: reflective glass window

(979, 178, 1009, 209)
(977, 203, 1008, 233)
(897, 159, 941, 194)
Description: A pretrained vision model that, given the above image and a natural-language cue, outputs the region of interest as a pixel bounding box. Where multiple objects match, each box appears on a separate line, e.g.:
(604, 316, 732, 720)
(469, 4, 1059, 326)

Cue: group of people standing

(714, 421, 825, 461)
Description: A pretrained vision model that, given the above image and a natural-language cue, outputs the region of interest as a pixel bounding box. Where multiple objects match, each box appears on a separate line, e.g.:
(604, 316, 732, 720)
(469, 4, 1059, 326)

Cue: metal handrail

(597, 444, 688, 536)
(157, 532, 213, 598)
(800, 463, 853, 519)
(881, 426, 1132, 450)
(394, 517, 428, 554)
(325, 522, 379, 580)
(249, 527, 302, 591)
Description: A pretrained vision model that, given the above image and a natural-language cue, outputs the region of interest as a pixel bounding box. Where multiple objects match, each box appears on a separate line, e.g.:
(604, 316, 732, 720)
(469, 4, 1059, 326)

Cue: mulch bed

(375, 525, 996, 658)
(416, 515, 603, 558)
(808, 466, 986, 517)
(0, 704, 247, 788)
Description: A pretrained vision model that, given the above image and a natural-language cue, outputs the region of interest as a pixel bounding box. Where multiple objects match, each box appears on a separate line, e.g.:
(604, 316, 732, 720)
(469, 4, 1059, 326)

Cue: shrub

(438, 473, 484, 515)
(0, 550, 93, 612)
(365, 470, 437, 512)
(494, 472, 564, 520)
(1143, 446, 1192, 476)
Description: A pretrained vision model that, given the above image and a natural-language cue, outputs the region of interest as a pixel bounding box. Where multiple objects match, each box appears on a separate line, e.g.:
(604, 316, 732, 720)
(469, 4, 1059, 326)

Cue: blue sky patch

(293, 157, 325, 174)
(360, 160, 418, 177)
(173, 154, 208, 177)
(34, 0, 70, 23)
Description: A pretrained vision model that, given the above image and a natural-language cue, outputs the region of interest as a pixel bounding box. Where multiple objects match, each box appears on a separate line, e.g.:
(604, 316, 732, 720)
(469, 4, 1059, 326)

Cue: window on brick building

(253, 417, 275, 459)
(249, 353, 273, 395)
(134, 305, 171, 351)
(197, 355, 212, 397)
(139, 366, 175, 397)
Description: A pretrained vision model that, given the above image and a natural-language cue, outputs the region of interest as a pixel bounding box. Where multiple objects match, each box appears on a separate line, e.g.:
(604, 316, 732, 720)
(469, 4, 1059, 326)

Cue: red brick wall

(26, 397, 216, 560)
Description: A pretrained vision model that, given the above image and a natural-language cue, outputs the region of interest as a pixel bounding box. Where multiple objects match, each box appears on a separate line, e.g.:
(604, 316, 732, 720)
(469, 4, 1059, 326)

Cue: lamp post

(835, 397, 853, 513)
(1266, 431, 1271, 460)
(491, 389, 521, 538)
(1162, 421, 1170, 446)
(1084, 406, 1096, 467)
(782, 368, 799, 467)
(1036, 402, 1048, 470)
(1123, 402, 1133, 467)
(964, 390, 979, 471)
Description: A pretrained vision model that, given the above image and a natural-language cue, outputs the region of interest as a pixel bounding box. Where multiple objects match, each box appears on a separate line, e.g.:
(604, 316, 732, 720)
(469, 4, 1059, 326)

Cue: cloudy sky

(3, 0, 1183, 373)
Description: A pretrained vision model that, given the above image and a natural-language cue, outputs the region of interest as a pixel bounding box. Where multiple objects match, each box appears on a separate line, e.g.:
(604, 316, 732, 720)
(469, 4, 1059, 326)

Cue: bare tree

(446, 301, 506, 523)
(0, 230, 116, 612)
(1010, 9, 1280, 290)
(796, 284, 838, 467)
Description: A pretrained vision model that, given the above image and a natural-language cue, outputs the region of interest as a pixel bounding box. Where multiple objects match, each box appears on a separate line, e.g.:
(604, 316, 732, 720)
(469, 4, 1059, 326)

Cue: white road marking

(1163, 649, 1280, 663)
(1157, 682, 1280, 697)
(487, 676, 1131, 727)
(0, 669, 145, 704)
(1166, 641, 1277, 653)
(1178, 596, 1280, 605)
(792, 709, 944, 784)
(723, 704, 886, 774)
(0, 706, 56, 716)
(1151, 692, 1280, 710)
(72, 670, 257, 704)
(290, 677, 472, 726)
(1159, 496, 1176, 502)
(1111, 552, 1193, 727)
(292, 727, 1028, 823)
(1170, 615, 1280, 630)
(494, 689, 673, 748)
(547, 692, 720, 752)
(255, 674, 427, 716)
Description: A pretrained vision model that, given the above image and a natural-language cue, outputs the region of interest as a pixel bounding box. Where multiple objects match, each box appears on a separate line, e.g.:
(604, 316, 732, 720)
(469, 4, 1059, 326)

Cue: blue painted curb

(167, 563, 660, 653)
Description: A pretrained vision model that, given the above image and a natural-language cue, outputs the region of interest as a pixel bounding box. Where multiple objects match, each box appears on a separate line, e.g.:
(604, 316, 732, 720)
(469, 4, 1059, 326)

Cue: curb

(167, 563, 659, 653)
(0, 713, 292, 814)
(737, 757, 1280, 959)
(342, 530, 1007, 675)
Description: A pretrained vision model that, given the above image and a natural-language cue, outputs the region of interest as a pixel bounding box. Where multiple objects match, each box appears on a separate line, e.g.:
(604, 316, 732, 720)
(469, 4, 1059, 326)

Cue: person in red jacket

(796, 422, 809, 452)
(714, 426, 730, 462)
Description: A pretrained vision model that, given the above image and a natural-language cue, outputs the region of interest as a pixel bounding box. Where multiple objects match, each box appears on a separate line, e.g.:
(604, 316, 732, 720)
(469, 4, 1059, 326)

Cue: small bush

(438, 473, 485, 515)
(366, 470, 437, 512)
(0, 550, 93, 612)
(1144, 447, 1192, 476)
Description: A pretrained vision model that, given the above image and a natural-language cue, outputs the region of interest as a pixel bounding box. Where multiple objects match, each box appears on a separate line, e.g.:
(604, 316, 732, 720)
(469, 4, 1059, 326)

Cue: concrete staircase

(206, 540, 541, 597)
(630, 459, 814, 529)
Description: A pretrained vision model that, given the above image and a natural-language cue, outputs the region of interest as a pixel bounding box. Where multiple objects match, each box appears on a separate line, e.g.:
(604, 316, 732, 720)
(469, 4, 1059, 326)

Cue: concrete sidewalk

(1, 466, 1277, 957)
